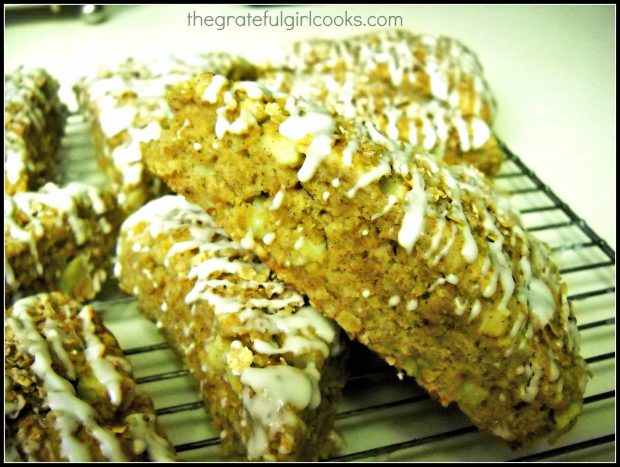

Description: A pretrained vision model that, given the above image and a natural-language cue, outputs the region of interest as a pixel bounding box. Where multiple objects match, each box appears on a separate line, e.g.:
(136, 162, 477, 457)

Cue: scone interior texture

(142, 73, 588, 447)
(5, 292, 176, 462)
(116, 195, 347, 461)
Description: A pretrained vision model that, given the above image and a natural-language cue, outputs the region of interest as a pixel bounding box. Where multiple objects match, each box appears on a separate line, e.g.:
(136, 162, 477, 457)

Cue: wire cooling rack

(61, 113, 615, 462)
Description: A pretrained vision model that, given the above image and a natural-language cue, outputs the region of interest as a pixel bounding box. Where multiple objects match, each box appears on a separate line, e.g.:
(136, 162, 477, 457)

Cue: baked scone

(74, 54, 257, 215)
(259, 70, 503, 175)
(142, 74, 588, 447)
(265, 29, 496, 123)
(116, 195, 347, 461)
(5, 292, 176, 462)
(5, 67, 67, 195)
(5, 182, 123, 305)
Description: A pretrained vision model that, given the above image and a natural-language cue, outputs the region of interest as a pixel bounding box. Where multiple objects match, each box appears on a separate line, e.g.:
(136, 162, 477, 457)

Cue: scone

(5, 67, 67, 195)
(259, 71, 503, 176)
(5, 292, 176, 462)
(260, 29, 503, 175)
(265, 29, 496, 123)
(142, 73, 588, 447)
(5, 182, 123, 305)
(74, 54, 257, 215)
(116, 195, 347, 461)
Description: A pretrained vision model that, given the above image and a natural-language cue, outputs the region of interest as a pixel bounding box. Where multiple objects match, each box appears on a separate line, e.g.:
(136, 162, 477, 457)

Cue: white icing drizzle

(486, 240, 515, 310)
(279, 104, 335, 183)
(426, 59, 449, 101)
(441, 169, 478, 263)
(240, 363, 321, 459)
(237, 80, 268, 99)
(99, 106, 137, 138)
(422, 117, 437, 150)
(429, 274, 459, 292)
(274, 29, 497, 121)
(509, 313, 526, 338)
(202, 74, 228, 103)
(125, 413, 177, 461)
(185, 46, 582, 413)
(471, 117, 492, 149)
(430, 224, 457, 266)
(215, 105, 256, 139)
(520, 362, 542, 402)
(79, 306, 127, 406)
(54, 416, 93, 461)
(346, 161, 391, 198)
(342, 139, 359, 167)
(270, 189, 285, 210)
(408, 121, 419, 145)
(240, 230, 256, 249)
(7, 297, 127, 461)
(397, 170, 426, 253)
(262, 36, 496, 168)
(423, 215, 446, 261)
(6, 183, 106, 252)
(371, 194, 398, 221)
(446, 274, 459, 284)
(453, 116, 471, 151)
(468, 300, 482, 322)
(385, 106, 401, 140)
(454, 297, 467, 316)
(42, 319, 76, 380)
(527, 278, 555, 328)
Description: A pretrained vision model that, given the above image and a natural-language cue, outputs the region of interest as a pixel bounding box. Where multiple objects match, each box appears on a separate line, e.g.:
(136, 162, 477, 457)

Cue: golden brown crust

(142, 73, 587, 447)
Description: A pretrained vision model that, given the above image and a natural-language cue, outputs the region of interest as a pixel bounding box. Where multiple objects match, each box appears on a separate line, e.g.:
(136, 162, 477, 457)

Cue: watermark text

(186, 10, 403, 31)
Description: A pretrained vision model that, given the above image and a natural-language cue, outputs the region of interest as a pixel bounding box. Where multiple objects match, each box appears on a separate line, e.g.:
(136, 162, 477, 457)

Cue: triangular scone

(261, 30, 503, 175)
(5, 182, 122, 305)
(259, 70, 503, 176)
(5, 292, 176, 461)
(142, 74, 588, 447)
(5, 67, 67, 195)
(74, 54, 256, 215)
(116, 195, 347, 461)
(265, 29, 496, 123)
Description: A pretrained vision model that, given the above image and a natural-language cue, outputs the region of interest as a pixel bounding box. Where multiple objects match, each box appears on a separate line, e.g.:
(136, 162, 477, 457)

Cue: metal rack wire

(73, 119, 614, 461)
